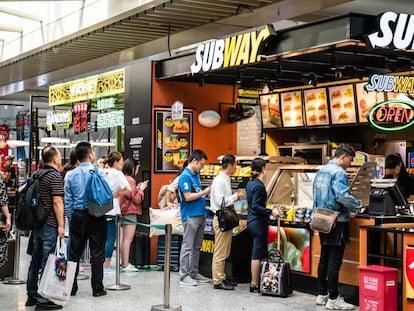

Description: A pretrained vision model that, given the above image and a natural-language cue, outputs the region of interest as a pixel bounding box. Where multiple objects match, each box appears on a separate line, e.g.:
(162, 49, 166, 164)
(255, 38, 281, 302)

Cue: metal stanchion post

(151, 224, 181, 311)
(106, 214, 130, 290)
(4, 229, 26, 284)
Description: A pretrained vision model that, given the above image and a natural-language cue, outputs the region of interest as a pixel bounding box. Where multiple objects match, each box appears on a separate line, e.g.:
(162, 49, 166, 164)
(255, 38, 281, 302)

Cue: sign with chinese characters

(49, 69, 124, 106)
(96, 110, 124, 129)
(73, 102, 90, 134)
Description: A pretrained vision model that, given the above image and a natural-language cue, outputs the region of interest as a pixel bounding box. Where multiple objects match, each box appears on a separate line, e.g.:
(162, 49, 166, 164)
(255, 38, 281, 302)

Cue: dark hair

(75, 142, 92, 162)
(106, 151, 123, 167)
(221, 154, 236, 169)
(122, 158, 138, 177)
(69, 150, 78, 166)
(251, 158, 266, 179)
(386, 153, 410, 178)
(188, 149, 208, 162)
(42, 146, 59, 163)
(334, 143, 355, 158)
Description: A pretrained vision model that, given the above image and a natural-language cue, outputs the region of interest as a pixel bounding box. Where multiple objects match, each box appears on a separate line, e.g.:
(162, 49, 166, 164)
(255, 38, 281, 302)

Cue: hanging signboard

(96, 110, 124, 129)
(46, 110, 72, 131)
(73, 101, 90, 134)
(49, 69, 124, 106)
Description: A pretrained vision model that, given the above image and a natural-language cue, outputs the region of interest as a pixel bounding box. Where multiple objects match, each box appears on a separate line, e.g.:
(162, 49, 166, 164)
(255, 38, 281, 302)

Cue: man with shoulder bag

(312, 143, 362, 310)
(210, 155, 242, 290)
(25, 146, 65, 311)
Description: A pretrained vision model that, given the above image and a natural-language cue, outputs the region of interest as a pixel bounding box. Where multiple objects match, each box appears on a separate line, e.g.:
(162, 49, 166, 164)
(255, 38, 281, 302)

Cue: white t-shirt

(103, 168, 130, 215)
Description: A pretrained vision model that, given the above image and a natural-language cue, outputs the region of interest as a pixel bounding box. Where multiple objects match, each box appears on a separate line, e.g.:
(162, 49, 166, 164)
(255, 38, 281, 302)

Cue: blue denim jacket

(313, 159, 361, 222)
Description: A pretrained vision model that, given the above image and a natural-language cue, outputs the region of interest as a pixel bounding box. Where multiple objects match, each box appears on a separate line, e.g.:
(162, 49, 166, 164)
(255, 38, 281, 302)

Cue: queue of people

(7, 142, 414, 311)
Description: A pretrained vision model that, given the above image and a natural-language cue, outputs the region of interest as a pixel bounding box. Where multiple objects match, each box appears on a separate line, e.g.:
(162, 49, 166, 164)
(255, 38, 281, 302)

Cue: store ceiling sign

(365, 74, 414, 93)
(96, 110, 124, 129)
(368, 100, 414, 131)
(190, 25, 276, 74)
(49, 69, 124, 106)
(46, 110, 72, 131)
(367, 11, 414, 50)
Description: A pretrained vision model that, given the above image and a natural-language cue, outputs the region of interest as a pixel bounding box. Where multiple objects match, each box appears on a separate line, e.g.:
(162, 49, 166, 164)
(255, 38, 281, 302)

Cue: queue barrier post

(151, 224, 182, 311)
(4, 229, 26, 285)
(106, 214, 130, 291)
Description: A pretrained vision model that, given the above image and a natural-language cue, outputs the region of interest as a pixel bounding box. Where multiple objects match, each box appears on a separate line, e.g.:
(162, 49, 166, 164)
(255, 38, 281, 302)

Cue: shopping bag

(38, 238, 76, 302)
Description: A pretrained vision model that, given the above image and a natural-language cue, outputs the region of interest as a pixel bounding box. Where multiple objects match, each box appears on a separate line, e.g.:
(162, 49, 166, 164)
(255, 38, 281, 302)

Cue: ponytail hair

(251, 158, 266, 179)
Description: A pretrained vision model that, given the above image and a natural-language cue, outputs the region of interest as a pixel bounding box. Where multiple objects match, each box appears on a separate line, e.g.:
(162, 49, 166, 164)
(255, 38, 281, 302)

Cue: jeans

(179, 215, 205, 280)
(317, 242, 346, 299)
(105, 218, 116, 260)
(26, 224, 58, 297)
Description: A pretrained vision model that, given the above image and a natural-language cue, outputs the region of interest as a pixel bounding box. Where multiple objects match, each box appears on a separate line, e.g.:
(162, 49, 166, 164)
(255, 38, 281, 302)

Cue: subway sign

(365, 74, 414, 93)
(190, 25, 276, 74)
(368, 100, 414, 131)
(367, 11, 414, 49)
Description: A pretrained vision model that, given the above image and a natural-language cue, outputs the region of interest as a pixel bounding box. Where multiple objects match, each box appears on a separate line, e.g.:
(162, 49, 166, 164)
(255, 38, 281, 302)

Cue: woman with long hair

(246, 158, 279, 293)
(119, 158, 148, 271)
(103, 151, 131, 271)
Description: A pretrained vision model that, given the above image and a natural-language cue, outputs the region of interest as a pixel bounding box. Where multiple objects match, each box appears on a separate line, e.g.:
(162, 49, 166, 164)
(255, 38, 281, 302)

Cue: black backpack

(15, 169, 52, 231)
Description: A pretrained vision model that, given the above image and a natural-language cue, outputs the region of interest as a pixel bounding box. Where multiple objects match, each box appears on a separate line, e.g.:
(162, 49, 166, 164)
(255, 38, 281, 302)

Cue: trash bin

(358, 265, 398, 311)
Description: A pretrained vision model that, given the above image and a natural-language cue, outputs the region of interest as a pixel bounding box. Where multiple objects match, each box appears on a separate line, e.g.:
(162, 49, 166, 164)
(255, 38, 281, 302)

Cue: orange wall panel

(150, 79, 237, 208)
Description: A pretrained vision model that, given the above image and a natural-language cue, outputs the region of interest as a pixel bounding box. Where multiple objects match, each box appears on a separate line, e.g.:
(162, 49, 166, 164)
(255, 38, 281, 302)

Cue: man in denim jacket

(313, 143, 361, 310)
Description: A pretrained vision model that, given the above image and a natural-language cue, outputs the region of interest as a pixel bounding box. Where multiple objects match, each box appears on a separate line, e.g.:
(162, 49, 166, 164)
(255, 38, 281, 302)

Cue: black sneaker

(93, 289, 107, 297)
(25, 296, 37, 306)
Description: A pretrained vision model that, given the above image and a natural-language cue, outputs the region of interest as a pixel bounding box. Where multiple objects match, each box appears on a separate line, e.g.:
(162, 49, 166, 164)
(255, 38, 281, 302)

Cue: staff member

(384, 153, 414, 201)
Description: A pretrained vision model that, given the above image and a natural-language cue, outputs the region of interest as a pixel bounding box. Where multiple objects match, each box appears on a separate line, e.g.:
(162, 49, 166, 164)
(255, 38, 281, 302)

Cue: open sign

(368, 100, 414, 131)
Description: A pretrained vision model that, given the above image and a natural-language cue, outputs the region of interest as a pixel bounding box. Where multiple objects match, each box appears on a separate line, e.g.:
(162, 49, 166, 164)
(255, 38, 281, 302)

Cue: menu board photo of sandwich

(260, 93, 281, 128)
(280, 91, 304, 127)
(328, 84, 357, 124)
(355, 82, 384, 123)
(304, 88, 329, 126)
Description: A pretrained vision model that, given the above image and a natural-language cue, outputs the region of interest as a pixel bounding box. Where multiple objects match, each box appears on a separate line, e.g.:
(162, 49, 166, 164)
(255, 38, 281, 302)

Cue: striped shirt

(39, 165, 64, 228)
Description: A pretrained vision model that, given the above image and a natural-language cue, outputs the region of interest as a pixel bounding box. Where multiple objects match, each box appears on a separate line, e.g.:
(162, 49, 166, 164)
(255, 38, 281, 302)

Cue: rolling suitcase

(0, 239, 15, 280)
(129, 231, 150, 268)
(259, 218, 292, 297)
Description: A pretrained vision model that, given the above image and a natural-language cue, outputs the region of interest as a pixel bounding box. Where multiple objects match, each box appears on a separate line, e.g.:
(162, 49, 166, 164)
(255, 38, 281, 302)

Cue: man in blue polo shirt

(178, 149, 211, 286)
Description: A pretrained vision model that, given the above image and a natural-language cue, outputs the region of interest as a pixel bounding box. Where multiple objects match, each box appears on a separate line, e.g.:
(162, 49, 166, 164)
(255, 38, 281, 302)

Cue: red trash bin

(358, 265, 398, 311)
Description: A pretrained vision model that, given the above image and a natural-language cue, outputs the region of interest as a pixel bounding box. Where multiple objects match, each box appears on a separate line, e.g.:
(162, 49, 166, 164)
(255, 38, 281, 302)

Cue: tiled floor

(0, 236, 359, 311)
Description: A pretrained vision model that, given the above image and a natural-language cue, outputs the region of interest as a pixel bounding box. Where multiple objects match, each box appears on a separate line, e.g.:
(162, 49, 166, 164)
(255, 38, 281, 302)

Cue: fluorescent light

(91, 141, 115, 147)
(6, 140, 29, 147)
(40, 137, 70, 144)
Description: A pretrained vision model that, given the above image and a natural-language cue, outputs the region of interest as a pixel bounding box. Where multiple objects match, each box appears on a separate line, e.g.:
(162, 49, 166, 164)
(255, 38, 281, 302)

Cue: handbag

(260, 218, 292, 297)
(216, 197, 239, 232)
(310, 207, 340, 234)
(38, 237, 77, 302)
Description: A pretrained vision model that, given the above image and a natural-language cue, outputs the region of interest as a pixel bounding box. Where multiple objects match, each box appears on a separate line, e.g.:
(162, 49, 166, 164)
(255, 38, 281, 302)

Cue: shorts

(121, 214, 137, 225)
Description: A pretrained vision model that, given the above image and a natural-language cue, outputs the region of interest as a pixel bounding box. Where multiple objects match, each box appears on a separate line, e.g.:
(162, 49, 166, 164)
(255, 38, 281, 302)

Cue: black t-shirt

(397, 173, 414, 199)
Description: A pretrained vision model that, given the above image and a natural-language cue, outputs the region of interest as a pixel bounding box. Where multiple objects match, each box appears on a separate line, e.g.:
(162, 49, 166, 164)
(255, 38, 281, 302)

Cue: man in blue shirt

(178, 149, 211, 286)
(65, 142, 107, 298)
(313, 143, 361, 310)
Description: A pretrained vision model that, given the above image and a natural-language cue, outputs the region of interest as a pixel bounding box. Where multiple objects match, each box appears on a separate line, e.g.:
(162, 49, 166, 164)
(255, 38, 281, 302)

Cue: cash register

(368, 179, 408, 215)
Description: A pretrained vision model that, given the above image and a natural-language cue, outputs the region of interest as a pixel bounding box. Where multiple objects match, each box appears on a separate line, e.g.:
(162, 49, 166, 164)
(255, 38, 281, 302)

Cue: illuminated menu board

(304, 88, 329, 126)
(280, 91, 304, 127)
(328, 84, 357, 124)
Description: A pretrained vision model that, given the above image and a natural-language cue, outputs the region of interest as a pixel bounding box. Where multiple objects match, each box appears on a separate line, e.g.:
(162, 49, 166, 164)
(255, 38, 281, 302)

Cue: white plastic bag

(38, 237, 76, 302)
(149, 207, 183, 237)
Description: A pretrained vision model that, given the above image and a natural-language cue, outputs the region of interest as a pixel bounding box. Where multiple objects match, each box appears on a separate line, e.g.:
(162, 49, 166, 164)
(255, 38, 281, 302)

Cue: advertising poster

(154, 109, 193, 173)
(329, 84, 357, 124)
(280, 91, 304, 127)
(268, 225, 310, 273)
(260, 93, 281, 128)
(405, 245, 414, 299)
(304, 88, 329, 126)
(355, 82, 384, 123)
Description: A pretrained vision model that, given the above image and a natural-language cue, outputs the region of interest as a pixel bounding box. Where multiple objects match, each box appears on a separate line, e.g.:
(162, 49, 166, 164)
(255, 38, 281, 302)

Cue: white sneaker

(180, 275, 198, 286)
(193, 273, 210, 283)
(316, 294, 329, 305)
(121, 264, 138, 272)
(325, 296, 355, 310)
